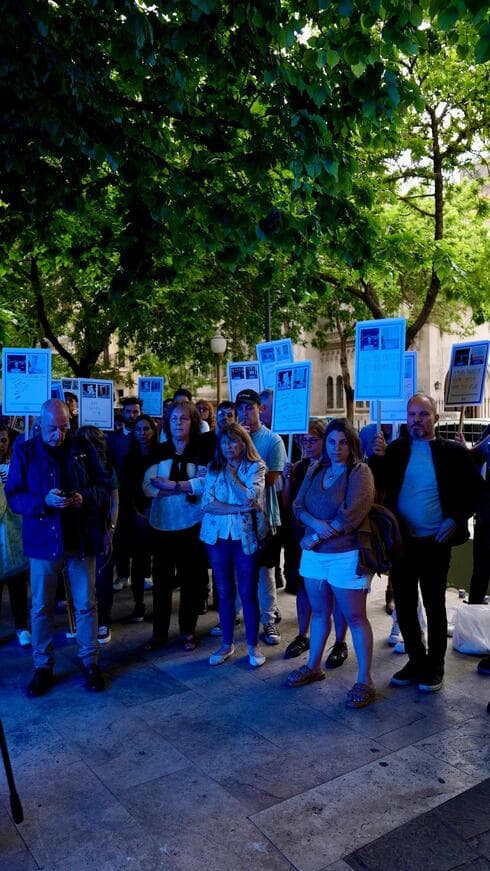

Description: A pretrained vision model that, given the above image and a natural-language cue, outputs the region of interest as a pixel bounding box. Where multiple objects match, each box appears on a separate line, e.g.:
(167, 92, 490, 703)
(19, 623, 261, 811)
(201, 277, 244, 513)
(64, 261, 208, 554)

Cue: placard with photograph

(272, 362, 312, 435)
(61, 377, 79, 400)
(256, 339, 294, 390)
(51, 380, 65, 401)
(370, 351, 417, 423)
(138, 376, 164, 417)
(445, 341, 489, 406)
(227, 361, 261, 402)
(1, 347, 52, 414)
(354, 318, 406, 400)
(79, 379, 114, 430)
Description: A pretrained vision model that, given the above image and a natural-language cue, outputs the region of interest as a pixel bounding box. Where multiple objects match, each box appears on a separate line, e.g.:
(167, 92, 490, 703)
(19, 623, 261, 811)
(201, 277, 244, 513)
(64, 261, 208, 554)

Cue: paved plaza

(1, 580, 488, 870)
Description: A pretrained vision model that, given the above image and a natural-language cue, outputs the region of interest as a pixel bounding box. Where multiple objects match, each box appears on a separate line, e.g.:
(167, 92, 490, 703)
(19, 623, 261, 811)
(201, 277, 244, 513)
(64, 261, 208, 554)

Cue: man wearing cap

(235, 389, 287, 645)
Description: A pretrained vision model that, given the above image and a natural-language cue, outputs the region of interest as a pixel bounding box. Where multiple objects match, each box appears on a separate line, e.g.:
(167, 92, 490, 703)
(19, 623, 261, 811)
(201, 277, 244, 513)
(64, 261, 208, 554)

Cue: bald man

(6, 400, 111, 696)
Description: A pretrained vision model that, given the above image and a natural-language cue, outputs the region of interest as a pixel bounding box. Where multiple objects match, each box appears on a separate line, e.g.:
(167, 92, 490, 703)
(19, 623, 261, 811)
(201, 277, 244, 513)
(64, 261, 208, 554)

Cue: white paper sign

(227, 361, 261, 402)
(138, 376, 164, 417)
(79, 379, 114, 430)
(1, 347, 52, 414)
(256, 339, 294, 390)
(61, 378, 79, 400)
(272, 362, 312, 435)
(51, 380, 65, 401)
(445, 341, 489, 407)
(370, 352, 417, 423)
(354, 318, 406, 400)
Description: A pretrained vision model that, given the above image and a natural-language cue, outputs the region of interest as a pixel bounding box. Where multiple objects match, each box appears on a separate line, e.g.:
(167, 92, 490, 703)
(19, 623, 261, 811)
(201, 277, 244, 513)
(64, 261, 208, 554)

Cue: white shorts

(299, 548, 371, 591)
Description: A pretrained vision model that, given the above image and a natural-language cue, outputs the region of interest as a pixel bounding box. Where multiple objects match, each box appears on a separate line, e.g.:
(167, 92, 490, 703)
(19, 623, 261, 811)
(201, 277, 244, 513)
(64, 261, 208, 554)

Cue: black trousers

(391, 536, 451, 676)
(0, 570, 29, 630)
(151, 525, 207, 640)
(468, 515, 490, 604)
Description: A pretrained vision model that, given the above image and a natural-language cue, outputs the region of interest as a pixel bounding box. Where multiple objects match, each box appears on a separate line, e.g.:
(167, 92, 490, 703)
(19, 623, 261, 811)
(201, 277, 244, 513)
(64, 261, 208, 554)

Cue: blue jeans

(206, 538, 260, 646)
(30, 555, 98, 669)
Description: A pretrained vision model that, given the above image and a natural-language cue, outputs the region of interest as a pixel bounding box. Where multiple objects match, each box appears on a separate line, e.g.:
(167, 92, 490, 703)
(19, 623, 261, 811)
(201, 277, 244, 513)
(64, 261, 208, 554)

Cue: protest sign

(227, 361, 261, 402)
(1, 348, 51, 414)
(61, 377, 79, 400)
(272, 362, 312, 435)
(51, 380, 65, 401)
(354, 318, 406, 401)
(256, 339, 294, 390)
(370, 351, 417, 423)
(445, 341, 489, 407)
(79, 379, 114, 430)
(138, 376, 164, 417)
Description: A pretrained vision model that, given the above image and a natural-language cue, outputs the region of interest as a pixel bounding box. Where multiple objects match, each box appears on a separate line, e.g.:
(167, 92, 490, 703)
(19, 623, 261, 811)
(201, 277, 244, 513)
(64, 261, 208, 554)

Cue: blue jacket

(5, 434, 112, 559)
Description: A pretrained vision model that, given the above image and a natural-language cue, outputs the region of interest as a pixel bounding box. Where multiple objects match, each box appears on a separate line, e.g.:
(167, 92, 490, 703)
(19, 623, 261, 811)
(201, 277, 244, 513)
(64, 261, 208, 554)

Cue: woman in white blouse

(200, 423, 267, 668)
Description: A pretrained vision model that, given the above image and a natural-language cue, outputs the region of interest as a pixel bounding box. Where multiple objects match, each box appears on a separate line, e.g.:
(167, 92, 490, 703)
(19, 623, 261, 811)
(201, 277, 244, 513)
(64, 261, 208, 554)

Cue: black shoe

(27, 668, 54, 698)
(274, 608, 282, 625)
(325, 641, 348, 670)
(130, 603, 146, 623)
(477, 656, 490, 676)
(390, 662, 421, 686)
(284, 634, 310, 659)
(83, 663, 105, 692)
(199, 600, 208, 615)
(418, 673, 444, 693)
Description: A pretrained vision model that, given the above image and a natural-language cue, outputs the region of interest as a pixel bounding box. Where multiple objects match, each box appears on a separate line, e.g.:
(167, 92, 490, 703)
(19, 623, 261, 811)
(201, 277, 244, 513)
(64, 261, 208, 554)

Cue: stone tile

(12, 761, 131, 867)
(0, 718, 81, 793)
(250, 746, 479, 871)
(468, 830, 490, 860)
(346, 813, 479, 870)
(105, 662, 189, 706)
(413, 717, 490, 778)
(319, 863, 354, 871)
(431, 778, 490, 840)
(0, 801, 38, 870)
(40, 820, 177, 871)
(87, 730, 189, 791)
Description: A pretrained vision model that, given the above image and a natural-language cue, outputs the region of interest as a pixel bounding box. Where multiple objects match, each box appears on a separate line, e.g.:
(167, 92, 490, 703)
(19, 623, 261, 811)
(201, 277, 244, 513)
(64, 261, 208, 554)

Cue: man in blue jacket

(6, 399, 111, 696)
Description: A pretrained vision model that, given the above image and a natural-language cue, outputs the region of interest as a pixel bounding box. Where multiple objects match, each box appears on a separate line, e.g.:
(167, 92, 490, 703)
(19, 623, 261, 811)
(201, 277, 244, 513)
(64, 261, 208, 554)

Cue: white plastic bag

(452, 604, 490, 655)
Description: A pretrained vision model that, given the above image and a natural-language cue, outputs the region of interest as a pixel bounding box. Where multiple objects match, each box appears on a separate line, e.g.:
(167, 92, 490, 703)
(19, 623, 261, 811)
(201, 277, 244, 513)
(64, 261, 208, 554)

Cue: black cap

(235, 389, 261, 406)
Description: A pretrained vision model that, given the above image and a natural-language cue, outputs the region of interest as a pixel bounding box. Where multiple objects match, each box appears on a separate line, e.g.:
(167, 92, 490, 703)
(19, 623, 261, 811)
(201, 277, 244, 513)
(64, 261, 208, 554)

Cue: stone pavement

(1, 580, 488, 870)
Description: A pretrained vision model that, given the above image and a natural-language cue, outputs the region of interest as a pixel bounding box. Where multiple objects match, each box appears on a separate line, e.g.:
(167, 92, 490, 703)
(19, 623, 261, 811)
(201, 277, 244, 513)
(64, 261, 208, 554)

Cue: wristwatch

(311, 532, 320, 543)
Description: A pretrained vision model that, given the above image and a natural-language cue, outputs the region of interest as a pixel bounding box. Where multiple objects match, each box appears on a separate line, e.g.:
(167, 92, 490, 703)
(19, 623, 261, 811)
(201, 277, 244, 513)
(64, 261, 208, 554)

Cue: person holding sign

(287, 419, 376, 709)
(5, 400, 111, 696)
(371, 393, 483, 693)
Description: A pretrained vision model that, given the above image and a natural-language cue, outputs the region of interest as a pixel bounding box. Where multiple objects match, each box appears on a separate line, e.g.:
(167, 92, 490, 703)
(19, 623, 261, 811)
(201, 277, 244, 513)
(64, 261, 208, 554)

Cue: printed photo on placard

(138, 376, 164, 417)
(445, 341, 489, 407)
(79, 379, 114, 430)
(354, 318, 406, 401)
(1, 347, 52, 415)
(272, 362, 312, 435)
(256, 339, 294, 390)
(370, 352, 418, 423)
(227, 361, 261, 402)
(51, 380, 65, 401)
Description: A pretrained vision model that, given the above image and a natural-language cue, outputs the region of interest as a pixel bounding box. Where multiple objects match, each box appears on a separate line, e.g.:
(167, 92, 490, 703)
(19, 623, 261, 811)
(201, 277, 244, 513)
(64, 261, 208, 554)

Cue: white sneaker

(97, 626, 112, 644)
(388, 621, 401, 645)
(209, 623, 223, 637)
(394, 640, 405, 654)
(16, 629, 31, 647)
(66, 629, 76, 639)
(144, 577, 154, 591)
(248, 646, 266, 668)
(113, 576, 129, 591)
(209, 645, 235, 666)
(447, 623, 455, 638)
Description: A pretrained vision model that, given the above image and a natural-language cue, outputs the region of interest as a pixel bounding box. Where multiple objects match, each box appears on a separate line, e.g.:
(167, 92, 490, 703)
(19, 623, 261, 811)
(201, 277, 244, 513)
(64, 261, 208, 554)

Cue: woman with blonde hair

(195, 399, 216, 432)
(200, 423, 267, 667)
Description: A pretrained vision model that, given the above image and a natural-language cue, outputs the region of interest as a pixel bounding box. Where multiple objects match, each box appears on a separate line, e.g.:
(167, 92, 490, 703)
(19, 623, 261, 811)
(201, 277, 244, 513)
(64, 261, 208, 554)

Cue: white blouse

(200, 460, 265, 555)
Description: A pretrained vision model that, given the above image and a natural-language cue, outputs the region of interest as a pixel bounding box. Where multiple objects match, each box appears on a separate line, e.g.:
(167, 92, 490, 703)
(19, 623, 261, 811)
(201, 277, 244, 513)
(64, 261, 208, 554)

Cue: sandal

(143, 637, 168, 652)
(182, 635, 197, 652)
(286, 664, 326, 688)
(325, 641, 348, 670)
(345, 682, 376, 709)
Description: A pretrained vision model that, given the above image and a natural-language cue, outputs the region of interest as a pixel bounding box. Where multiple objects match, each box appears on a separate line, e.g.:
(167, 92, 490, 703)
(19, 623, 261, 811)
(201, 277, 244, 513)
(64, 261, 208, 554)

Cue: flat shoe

(345, 682, 376, 709)
(325, 641, 348, 669)
(284, 634, 310, 659)
(182, 636, 197, 651)
(143, 637, 168, 652)
(286, 664, 326, 687)
(209, 645, 235, 666)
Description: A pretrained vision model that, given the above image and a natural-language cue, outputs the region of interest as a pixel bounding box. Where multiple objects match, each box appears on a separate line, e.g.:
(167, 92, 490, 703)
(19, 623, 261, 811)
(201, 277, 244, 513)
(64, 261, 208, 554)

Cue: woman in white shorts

(287, 418, 376, 708)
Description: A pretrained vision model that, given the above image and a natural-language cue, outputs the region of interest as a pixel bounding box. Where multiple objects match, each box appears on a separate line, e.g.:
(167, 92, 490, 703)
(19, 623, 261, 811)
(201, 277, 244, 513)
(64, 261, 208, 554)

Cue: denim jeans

(30, 555, 98, 669)
(96, 550, 114, 627)
(206, 538, 260, 646)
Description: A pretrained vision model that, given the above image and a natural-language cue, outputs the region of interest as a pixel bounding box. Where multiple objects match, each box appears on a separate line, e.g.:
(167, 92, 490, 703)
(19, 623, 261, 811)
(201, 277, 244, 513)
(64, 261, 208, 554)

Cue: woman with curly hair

(196, 399, 216, 432)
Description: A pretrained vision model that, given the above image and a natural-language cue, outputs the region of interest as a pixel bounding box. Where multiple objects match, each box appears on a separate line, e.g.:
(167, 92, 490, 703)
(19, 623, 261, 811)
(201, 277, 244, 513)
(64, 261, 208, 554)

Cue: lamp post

(210, 330, 227, 405)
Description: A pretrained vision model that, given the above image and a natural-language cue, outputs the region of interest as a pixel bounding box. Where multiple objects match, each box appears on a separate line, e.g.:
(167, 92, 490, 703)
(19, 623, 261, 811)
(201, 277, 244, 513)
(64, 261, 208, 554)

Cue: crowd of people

(1, 388, 488, 709)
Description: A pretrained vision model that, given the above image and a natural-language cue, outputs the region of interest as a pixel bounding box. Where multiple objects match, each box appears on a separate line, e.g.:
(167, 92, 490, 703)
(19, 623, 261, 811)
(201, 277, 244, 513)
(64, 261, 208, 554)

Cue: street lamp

(210, 330, 227, 405)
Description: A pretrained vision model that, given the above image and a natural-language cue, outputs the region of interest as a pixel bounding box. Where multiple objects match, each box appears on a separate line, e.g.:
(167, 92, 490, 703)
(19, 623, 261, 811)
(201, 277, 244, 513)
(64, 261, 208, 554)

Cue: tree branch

(29, 258, 81, 375)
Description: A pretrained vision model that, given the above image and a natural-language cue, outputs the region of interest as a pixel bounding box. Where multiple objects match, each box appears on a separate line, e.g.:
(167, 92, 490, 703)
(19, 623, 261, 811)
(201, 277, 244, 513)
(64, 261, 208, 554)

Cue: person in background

(236, 389, 286, 646)
(371, 393, 483, 693)
(196, 400, 216, 433)
(288, 419, 376, 709)
(113, 412, 124, 433)
(64, 392, 79, 432)
(108, 397, 143, 591)
(6, 399, 111, 695)
(200, 423, 267, 668)
(282, 419, 349, 666)
(0, 425, 12, 485)
(78, 426, 119, 645)
(0, 471, 30, 647)
(142, 399, 208, 651)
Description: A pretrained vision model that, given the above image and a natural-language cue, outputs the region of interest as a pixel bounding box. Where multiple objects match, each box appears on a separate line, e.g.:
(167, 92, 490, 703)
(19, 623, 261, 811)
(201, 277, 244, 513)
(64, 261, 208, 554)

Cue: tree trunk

(336, 317, 354, 423)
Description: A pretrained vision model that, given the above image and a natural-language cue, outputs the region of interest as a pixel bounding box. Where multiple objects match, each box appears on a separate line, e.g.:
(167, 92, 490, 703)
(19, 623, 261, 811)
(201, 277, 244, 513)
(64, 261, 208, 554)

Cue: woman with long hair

(142, 399, 208, 651)
(0, 427, 30, 646)
(200, 423, 266, 667)
(195, 399, 216, 432)
(287, 419, 376, 708)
